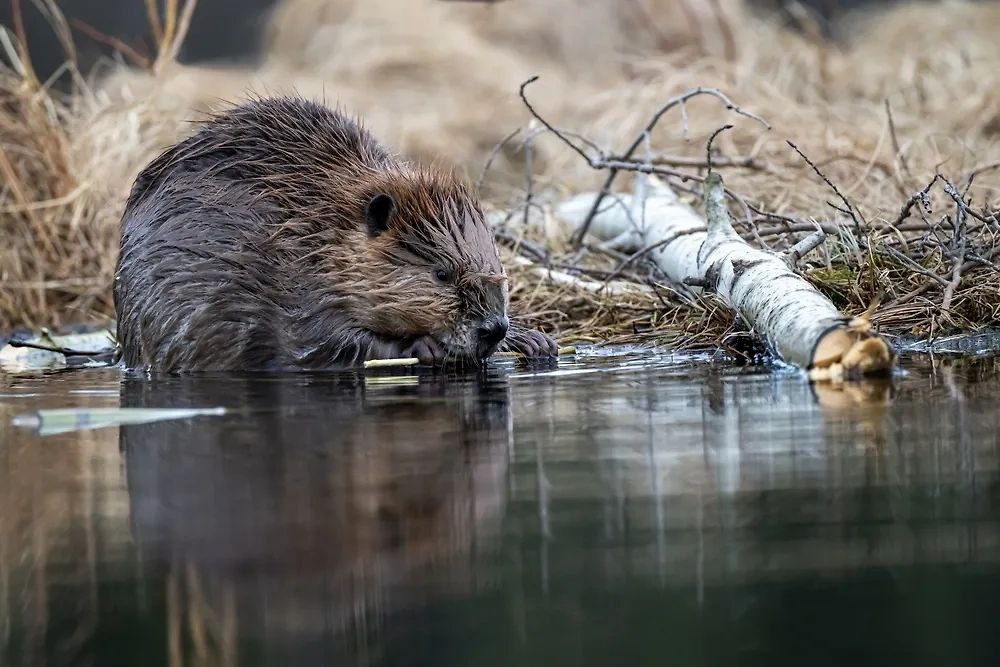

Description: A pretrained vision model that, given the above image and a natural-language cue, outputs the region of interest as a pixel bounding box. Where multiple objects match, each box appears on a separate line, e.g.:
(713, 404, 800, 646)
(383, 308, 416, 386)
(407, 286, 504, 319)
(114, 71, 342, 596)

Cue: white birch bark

(556, 174, 893, 376)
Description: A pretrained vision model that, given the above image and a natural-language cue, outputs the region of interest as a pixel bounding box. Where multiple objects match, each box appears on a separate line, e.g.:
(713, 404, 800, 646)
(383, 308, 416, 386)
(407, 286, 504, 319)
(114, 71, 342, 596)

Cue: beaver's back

(128, 97, 395, 219)
(114, 98, 396, 371)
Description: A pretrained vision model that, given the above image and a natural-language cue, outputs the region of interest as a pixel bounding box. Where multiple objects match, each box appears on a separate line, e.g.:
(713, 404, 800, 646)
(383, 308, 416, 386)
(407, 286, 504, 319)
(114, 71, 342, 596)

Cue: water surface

(2, 349, 999, 666)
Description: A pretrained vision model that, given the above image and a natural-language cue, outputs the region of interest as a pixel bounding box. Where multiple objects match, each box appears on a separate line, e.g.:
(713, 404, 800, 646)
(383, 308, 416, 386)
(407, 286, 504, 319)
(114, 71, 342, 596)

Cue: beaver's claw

(401, 335, 447, 365)
(502, 327, 558, 358)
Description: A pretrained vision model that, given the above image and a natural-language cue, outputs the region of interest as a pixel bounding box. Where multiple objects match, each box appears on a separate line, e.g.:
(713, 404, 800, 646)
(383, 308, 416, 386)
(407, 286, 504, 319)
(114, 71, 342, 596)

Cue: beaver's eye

(434, 268, 452, 283)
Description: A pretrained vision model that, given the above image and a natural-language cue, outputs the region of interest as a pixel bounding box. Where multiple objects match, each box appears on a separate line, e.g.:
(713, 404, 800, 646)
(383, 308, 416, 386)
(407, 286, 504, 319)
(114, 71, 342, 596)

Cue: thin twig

(476, 127, 521, 194)
(584, 242, 630, 263)
(747, 207, 805, 232)
(705, 124, 733, 173)
(547, 263, 647, 281)
(604, 229, 704, 283)
(495, 229, 549, 263)
(884, 98, 912, 181)
(639, 153, 764, 170)
(965, 161, 1000, 190)
(892, 174, 940, 227)
(965, 251, 1000, 272)
(7, 339, 107, 356)
(573, 90, 767, 245)
(886, 245, 1000, 308)
(786, 140, 863, 236)
(941, 180, 968, 312)
(941, 175, 992, 225)
(784, 229, 826, 267)
(751, 218, 984, 243)
(521, 125, 536, 231)
(592, 159, 755, 228)
(879, 246, 948, 285)
(517, 78, 768, 247)
(517, 76, 591, 163)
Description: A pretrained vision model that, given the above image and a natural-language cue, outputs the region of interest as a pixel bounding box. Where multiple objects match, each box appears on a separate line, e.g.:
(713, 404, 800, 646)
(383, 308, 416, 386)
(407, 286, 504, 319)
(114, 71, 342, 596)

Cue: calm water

(1, 349, 1000, 667)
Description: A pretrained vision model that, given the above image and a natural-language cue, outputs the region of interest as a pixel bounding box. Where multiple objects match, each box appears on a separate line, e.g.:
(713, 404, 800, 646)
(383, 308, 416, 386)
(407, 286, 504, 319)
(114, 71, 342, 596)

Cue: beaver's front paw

(401, 335, 447, 365)
(502, 327, 558, 358)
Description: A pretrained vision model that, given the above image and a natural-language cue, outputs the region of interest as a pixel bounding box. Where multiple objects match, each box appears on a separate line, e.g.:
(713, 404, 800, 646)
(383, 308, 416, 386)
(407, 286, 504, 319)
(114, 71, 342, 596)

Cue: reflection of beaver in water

(119, 373, 511, 655)
(113, 97, 556, 371)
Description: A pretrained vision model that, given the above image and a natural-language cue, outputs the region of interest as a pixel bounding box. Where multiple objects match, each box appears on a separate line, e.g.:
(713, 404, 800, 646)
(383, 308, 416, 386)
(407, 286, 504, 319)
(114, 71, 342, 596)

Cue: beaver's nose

(477, 315, 510, 347)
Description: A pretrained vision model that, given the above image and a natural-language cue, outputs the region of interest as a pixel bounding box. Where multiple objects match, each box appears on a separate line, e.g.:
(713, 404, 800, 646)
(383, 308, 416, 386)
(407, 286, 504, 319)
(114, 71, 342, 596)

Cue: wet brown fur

(113, 96, 554, 371)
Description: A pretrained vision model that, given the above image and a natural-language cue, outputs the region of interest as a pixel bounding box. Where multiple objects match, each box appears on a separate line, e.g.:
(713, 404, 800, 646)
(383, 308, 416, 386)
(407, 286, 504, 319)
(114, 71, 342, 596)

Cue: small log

(558, 174, 895, 379)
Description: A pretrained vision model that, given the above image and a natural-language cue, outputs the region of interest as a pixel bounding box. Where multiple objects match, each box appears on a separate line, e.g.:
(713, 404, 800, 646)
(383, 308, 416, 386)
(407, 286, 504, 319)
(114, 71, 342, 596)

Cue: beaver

(113, 96, 557, 371)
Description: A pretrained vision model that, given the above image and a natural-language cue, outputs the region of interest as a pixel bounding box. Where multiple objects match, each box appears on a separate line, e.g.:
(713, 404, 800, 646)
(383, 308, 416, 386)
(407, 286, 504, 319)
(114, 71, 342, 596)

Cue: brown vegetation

(0, 0, 997, 348)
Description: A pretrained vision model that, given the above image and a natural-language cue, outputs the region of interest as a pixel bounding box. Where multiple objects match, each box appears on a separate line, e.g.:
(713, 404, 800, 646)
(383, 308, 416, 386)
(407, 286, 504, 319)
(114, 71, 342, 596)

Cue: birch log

(557, 174, 894, 379)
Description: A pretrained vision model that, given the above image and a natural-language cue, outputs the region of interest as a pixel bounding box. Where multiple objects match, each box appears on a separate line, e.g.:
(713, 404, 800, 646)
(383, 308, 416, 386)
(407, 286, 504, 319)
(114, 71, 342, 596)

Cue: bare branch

(476, 127, 521, 194)
(892, 174, 940, 227)
(705, 124, 733, 173)
(518, 79, 768, 248)
(784, 229, 826, 267)
(787, 140, 864, 237)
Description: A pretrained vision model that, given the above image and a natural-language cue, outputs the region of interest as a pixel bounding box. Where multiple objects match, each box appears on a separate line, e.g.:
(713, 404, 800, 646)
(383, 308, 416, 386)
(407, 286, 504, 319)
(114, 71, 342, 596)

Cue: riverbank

(1, 0, 997, 349)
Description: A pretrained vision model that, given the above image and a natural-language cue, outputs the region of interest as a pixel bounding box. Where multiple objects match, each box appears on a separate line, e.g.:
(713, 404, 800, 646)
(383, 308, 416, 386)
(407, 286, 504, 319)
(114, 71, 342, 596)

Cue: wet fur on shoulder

(114, 96, 555, 371)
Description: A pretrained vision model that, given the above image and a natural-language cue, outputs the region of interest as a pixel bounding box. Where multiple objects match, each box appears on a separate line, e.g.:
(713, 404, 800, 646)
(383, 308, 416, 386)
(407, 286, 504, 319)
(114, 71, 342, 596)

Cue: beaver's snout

(476, 314, 510, 359)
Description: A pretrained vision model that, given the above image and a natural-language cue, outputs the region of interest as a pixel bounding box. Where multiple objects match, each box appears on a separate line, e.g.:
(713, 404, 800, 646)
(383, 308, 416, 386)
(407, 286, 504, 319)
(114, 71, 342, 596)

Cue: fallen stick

(558, 173, 895, 379)
(785, 229, 827, 267)
(363, 357, 419, 369)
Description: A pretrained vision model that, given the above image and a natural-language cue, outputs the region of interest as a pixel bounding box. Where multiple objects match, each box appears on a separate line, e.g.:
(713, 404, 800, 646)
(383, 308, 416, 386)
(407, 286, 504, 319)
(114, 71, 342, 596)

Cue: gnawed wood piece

(363, 357, 419, 369)
(557, 174, 895, 379)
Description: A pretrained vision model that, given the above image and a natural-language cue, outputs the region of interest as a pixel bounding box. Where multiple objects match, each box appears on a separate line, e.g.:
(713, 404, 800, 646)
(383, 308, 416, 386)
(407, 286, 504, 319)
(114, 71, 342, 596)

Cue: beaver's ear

(365, 193, 395, 237)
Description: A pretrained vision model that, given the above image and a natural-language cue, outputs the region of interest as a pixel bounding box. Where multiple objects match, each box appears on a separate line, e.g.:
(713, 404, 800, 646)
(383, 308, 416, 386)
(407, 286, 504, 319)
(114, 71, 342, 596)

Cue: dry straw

(0, 0, 997, 350)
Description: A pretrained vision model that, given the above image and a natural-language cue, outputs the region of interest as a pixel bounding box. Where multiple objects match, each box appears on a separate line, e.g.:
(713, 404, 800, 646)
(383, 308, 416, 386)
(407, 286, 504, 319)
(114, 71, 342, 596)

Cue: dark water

(2, 349, 1000, 667)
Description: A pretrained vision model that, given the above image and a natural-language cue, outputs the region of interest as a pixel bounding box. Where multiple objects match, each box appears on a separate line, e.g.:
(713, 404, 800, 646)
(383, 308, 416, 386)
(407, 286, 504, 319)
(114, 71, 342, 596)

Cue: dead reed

(0, 0, 195, 330)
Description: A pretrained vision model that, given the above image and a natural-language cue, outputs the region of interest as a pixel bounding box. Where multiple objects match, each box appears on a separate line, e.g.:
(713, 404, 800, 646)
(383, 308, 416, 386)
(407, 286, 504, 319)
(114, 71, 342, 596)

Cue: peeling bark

(557, 174, 895, 378)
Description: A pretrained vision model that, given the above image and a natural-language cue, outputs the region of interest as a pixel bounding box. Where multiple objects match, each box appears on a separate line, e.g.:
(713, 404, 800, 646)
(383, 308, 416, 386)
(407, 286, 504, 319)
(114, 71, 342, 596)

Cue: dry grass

(0, 0, 997, 347)
(0, 0, 188, 330)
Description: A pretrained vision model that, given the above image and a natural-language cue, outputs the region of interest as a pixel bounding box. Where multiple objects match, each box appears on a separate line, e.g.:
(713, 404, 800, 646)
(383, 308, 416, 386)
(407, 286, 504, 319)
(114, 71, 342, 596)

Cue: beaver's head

(343, 170, 509, 361)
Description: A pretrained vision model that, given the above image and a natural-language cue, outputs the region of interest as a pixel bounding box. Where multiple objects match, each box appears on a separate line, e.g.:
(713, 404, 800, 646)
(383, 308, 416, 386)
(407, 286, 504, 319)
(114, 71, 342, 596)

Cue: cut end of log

(808, 323, 895, 382)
